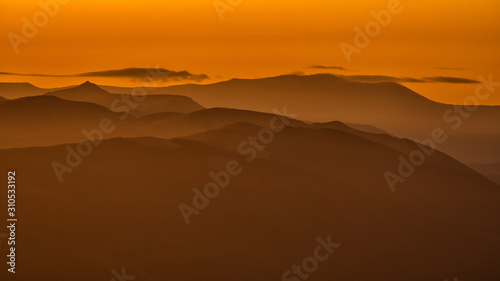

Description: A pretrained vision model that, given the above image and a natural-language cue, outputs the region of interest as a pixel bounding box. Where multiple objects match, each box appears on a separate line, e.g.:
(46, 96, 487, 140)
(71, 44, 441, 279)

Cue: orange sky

(1, 0, 499, 104)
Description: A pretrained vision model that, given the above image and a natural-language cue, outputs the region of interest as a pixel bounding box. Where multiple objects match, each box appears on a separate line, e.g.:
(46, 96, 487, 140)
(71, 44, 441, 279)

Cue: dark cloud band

(0, 68, 209, 82)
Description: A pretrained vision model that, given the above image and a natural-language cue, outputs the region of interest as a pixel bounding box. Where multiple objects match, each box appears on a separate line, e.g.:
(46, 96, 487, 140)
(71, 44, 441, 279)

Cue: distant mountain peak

(43, 80, 109, 98)
(77, 81, 102, 90)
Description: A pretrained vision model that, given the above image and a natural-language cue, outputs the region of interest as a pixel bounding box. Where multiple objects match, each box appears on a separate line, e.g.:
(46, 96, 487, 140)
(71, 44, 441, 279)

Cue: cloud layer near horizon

(0, 67, 480, 85)
(0, 68, 209, 82)
(334, 74, 479, 84)
(302, 65, 479, 84)
(305, 65, 349, 71)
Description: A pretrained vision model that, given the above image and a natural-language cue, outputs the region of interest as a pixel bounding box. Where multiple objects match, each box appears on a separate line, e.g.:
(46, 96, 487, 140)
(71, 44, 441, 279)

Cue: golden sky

(1, 0, 499, 104)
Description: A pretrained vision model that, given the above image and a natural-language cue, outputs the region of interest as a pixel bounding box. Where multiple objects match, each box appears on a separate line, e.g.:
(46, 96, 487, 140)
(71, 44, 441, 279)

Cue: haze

(1, 0, 499, 104)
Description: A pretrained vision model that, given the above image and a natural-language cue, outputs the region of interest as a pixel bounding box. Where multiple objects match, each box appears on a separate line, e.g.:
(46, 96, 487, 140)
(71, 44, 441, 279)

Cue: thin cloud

(0, 72, 59, 77)
(78, 68, 209, 82)
(337, 74, 479, 84)
(340, 75, 425, 83)
(434, 67, 472, 71)
(423, 76, 479, 84)
(0, 68, 209, 82)
(305, 65, 349, 71)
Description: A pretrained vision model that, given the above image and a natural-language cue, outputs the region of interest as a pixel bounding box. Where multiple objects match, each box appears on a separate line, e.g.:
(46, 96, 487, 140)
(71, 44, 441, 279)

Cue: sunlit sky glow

(1, 0, 499, 104)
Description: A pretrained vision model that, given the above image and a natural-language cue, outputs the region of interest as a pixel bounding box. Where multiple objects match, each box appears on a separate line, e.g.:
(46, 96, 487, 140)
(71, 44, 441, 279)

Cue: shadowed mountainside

(0, 95, 123, 147)
(344, 122, 388, 135)
(469, 162, 500, 184)
(0, 124, 498, 281)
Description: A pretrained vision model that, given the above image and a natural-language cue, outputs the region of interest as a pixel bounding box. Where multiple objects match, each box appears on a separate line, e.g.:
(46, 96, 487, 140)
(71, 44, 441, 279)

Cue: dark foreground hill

(0, 122, 498, 281)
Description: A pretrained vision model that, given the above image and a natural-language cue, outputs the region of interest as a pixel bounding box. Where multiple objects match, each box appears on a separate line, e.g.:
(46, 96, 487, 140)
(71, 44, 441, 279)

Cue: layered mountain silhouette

(101, 74, 497, 131)
(0, 103, 408, 150)
(0, 95, 123, 147)
(0, 75, 499, 280)
(1, 76, 499, 163)
(0, 81, 207, 148)
(103, 74, 500, 163)
(45, 81, 204, 116)
(0, 124, 498, 280)
(0, 82, 69, 99)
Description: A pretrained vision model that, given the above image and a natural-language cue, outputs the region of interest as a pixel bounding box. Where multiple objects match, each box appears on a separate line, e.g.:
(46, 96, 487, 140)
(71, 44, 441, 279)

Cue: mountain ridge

(45, 81, 205, 116)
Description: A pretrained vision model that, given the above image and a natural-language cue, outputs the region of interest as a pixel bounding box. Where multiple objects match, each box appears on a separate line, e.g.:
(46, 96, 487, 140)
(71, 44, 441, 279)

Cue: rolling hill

(0, 123, 498, 281)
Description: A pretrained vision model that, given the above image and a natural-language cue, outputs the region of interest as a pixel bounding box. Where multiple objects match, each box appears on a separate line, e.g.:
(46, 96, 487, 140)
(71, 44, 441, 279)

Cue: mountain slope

(183, 122, 485, 188)
(2, 76, 499, 162)
(125, 107, 310, 138)
(124, 108, 397, 147)
(345, 122, 388, 134)
(0, 101, 390, 149)
(0, 82, 52, 99)
(125, 108, 445, 158)
(0, 95, 123, 148)
(469, 162, 500, 184)
(46, 81, 205, 116)
(0, 127, 498, 281)
(134, 74, 500, 135)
